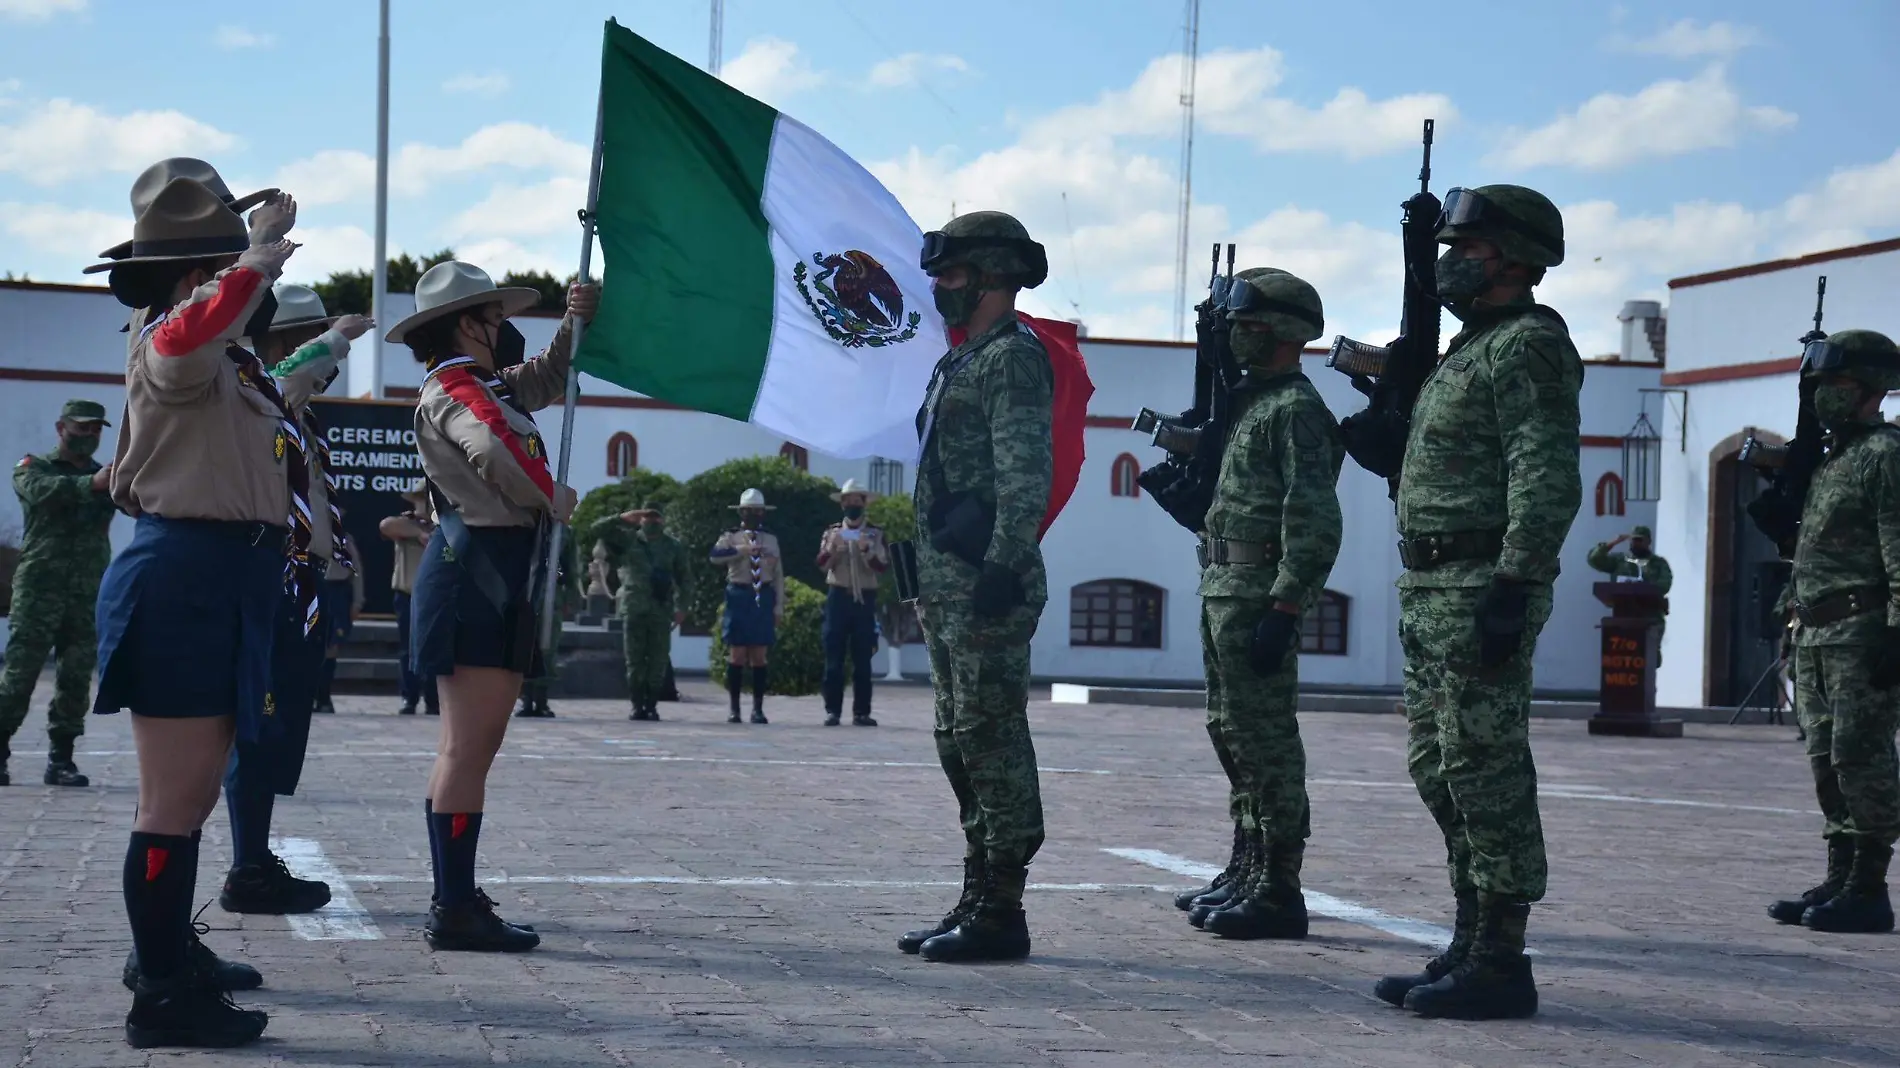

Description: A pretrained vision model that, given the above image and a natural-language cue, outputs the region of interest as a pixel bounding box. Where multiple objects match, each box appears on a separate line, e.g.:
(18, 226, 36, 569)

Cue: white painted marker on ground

(344, 873, 1175, 892)
(275, 837, 382, 940)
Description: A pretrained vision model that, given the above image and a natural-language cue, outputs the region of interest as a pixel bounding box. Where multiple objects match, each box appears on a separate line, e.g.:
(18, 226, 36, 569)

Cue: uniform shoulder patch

(15, 455, 31, 468)
(1290, 408, 1332, 453)
(996, 336, 1054, 406)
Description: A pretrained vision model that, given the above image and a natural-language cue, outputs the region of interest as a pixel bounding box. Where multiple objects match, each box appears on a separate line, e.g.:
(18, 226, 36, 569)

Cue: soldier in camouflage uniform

(1586, 524, 1672, 663)
(1765, 329, 1900, 935)
(1183, 270, 1343, 942)
(899, 211, 1052, 963)
(0, 399, 118, 787)
(593, 502, 688, 722)
(1351, 185, 1582, 1020)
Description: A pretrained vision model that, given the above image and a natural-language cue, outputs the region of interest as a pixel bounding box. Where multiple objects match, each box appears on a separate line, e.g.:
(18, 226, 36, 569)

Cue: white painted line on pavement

(1536, 788, 1813, 816)
(274, 836, 382, 940)
(344, 873, 1176, 891)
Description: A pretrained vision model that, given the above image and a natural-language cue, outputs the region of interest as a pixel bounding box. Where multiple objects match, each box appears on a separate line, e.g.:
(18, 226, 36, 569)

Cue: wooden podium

(1587, 581, 1683, 738)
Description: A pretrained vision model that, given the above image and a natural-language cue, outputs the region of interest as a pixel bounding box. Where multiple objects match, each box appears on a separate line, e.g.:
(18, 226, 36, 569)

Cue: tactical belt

(1794, 585, 1886, 628)
(1397, 529, 1505, 571)
(1198, 537, 1279, 567)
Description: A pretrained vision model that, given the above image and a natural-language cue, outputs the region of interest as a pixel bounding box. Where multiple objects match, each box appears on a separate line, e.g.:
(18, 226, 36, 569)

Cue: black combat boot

(919, 864, 1032, 963)
(124, 966, 269, 1049)
(824, 710, 842, 727)
(44, 738, 89, 787)
(1770, 837, 1854, 924)
(727, 670, 743, 723)
(124, 919, 264, 993)
(1375, 889, 1477, 1006)
(899, 855, 986, 953)
(1176, 822, 1246, 911)
(1190, 830, 1260, 928)
(425, 893, 542, 952)
(219, 854, 332, 915)
(750, 666, 769, 724)
(1402, 895, 1538, 1020)
(852, 712, 878, 727)
(1203, 841, 1308, 940)
(398, 699, 418, 716)
(1803, 839, 1896, 934)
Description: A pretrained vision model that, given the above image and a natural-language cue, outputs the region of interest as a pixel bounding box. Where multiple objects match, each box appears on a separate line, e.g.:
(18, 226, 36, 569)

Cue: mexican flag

(577, 20, 1093, 532)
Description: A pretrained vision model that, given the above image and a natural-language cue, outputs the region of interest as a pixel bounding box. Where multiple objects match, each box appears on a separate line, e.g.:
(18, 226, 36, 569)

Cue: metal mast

(1172, 0, 1200, 342)
(709, 0, 724, 75)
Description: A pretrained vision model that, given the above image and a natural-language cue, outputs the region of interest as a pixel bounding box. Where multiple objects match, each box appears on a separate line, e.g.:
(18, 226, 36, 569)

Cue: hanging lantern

(1622, 411, 1662, 502)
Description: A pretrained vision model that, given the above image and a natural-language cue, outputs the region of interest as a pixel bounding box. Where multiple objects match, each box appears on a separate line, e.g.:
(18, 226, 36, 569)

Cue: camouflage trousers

(920, 600, 1045, 869)
(1795, 644, 1900, 846)
(1201, 597, 1309, 845)
(1399, 584, 1554, 902)
(621, 603, 673, 703)
(0, 579, 95, 755)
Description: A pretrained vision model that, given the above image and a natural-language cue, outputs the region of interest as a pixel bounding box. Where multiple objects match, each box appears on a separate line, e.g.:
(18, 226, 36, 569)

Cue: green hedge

(571, 467, 683, 538)
(707, 576, 826, 695)
(673, 457, 841, 633)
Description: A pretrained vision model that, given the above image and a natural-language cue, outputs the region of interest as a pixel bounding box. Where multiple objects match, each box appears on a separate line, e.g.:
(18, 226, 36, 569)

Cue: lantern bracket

(1637, 388, 1689, 452)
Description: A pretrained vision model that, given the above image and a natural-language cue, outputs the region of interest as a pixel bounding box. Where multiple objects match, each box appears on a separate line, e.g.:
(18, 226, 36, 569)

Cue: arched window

(1301, 590, 1349, 655)
(779, 442, 809, 471)
(1069, 580, 1164, 648)
(1595, 472, 1626, 517)
(1110, 453, 1141, 498)
(607, 432, 638, 478)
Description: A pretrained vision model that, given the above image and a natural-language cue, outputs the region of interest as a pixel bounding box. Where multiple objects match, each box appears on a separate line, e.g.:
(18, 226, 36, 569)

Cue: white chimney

(1616, 300, 1666, 363)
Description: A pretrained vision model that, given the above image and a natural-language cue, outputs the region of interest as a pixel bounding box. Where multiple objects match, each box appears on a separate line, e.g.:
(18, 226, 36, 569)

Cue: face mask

(64, 433, 100, 458)
(1229, 327, 1278, 368)
(1630, 544, 1650, 559)
(739, 510, 762, 529)
(640, 523, 661, 538)
(933, 280, 983, 328)
(842, 505, 865, 520)
(1434, 249, 1493, 312)
(1813, 380, 1868, 430)
(495, 321, 527, 370)
(242, 289, 279, 343)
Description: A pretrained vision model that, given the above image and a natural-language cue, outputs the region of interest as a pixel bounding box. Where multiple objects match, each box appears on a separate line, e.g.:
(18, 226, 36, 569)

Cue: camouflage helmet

(920, 210, 1048, 288)
(1435, 184, 1565, 268)
(1225, 267, 1324, 345)
(1802, 328, 1900, 392)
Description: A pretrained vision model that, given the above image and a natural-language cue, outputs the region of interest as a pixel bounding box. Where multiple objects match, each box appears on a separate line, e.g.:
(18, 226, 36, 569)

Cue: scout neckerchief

(301, 407, 353, 574)
(744, 527, 765, 607)
(226, 341, 321, 634)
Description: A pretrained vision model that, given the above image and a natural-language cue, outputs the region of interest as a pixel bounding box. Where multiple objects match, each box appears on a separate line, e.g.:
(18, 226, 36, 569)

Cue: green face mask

(640, 523, 661, 538)
(1229, 327, 1278, 368)
(933, 278, 984, 328)
(64, 433, 100, 458)
(1434, 249, 1492, 313)
(1813, 381, 1868, 430)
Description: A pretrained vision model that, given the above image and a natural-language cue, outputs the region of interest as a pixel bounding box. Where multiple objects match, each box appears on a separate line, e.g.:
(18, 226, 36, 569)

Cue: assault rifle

(1742, 275, 1829, 557)
(1131, 242, 1239, 531)
(1330, 119, 1442, 491)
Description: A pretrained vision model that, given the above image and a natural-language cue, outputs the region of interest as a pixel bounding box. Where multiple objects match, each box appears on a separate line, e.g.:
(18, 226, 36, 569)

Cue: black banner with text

(310, 397, 422, 617)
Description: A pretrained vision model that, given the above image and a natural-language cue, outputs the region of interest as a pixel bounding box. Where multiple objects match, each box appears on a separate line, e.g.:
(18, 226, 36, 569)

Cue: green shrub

(571, 467, 683, 540)
(673, 457, 840, 632)
(708, 576, 826, 695)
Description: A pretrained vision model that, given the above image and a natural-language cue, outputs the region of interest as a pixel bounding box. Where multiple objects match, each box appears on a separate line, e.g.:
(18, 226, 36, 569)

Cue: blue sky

(2, 0, 1896, 356)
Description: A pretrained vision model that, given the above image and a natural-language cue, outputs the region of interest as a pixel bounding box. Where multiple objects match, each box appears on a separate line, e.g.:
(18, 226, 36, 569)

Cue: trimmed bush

(673, 457, 840, 633)
(571, 467, 682, 539)
(708, 576, 826, 695)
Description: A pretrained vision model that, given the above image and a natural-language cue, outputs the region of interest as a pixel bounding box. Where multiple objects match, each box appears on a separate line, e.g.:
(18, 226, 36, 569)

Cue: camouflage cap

(60, 399, 111, 425)
(639, 500, 666, 519)
(1436, 184, 1565, 268)
(924, 210, 1048, 288)
(1632, 525, 1653, 540)
(1226, 267, 1324, 344)
(1804, 328, 1900, 392)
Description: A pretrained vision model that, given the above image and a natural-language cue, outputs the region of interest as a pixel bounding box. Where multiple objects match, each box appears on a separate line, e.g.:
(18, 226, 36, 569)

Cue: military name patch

(794, 250, 921, 349)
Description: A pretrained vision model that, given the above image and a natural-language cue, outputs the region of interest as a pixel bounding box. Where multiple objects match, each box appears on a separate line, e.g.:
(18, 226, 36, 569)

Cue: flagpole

(537, 64, 607, 652)
(369, 0, 390, 399)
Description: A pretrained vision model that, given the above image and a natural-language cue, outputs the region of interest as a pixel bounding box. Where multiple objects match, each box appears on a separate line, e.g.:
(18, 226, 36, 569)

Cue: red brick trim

(1660, 357, 1800, 387)
(1668, 236, 1900, 290)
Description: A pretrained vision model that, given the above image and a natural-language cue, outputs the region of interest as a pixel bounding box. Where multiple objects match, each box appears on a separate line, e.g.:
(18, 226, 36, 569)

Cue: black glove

(1249, 609, 1301, 675)
(1475, 576, 1530, 669)
(1339, 408, 1406, 478)
(971, 562, 1023, 619)
(1872, 627, 1900, 690)
(1745, 489, 1800, 554)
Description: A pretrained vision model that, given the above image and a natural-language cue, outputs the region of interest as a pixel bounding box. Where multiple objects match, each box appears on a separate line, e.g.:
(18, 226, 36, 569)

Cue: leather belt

(1397, 529, 1505, 571)
(1198, 537, 1279, 567)
(1794, 585, 1886, 627)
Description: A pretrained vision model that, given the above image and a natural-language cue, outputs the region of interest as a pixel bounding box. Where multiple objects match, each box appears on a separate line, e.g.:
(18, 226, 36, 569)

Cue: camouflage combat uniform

(1585, 532, 1672, 659)
(596, 517, 687, 715)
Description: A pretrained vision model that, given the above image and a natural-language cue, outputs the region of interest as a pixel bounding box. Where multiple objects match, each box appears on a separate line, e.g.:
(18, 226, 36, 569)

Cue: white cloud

(0, 0, 84, 22)
(280, 224, 374, 281)
(445, 176, 587, 240)
(721, 37, 826, 106)
(214, 24, 274, 49)
(454, 238, 570, 278)
(442, 72, 510, 97)
(1776, 148, 1900, 256)
(0, 201, 128, 259)
(1490, 65, 1795, 171)
(1615, 19, 1761, 60)
(866, 53, 970, 89)
(270, 123, 588, 206)
(0, 98, 238, 184)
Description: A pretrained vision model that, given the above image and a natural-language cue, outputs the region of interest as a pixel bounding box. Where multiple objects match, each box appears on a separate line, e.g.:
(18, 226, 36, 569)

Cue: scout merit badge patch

(263, 693, 276, 717)
(274, 428, 288, 462)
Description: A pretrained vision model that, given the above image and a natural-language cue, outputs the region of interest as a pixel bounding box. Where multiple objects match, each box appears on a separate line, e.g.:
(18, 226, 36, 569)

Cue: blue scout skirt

(410, 524, 542, 677)
(722, 583, 778, 647)
(93, 515, 287, 743)
(225, 591, 326, 797)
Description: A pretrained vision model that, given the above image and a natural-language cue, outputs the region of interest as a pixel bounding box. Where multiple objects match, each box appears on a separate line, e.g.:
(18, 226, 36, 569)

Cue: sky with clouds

(1, 0, 1896, 358)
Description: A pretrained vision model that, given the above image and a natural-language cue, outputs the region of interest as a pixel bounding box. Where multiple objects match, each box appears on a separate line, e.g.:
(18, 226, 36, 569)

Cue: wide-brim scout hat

(82, 178, 250, 274)
(831, 478, 878, 503)
(96, 157, 276, 260)
(731, 488, 775, 511)
(60, 399, 111, 426)
(265, 283, 337, 334)
(384, 261, 539, 343)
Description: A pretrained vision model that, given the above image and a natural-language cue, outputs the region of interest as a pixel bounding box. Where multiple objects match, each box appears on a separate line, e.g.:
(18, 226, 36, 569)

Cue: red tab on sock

(450, 814, 468, 839)
(145, 846, 169, 882)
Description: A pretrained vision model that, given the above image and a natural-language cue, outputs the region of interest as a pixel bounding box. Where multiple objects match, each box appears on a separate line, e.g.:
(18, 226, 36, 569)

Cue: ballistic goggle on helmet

(1435, 184, 1565, 268)
(1800, 329, 1900, 389)
(1224, 270, 1325, 344)
(918, 230, 1049, 289)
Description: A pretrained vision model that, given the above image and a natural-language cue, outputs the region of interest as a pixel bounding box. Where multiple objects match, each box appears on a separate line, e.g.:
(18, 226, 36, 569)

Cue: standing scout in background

(817, 478, 888, 727)
(1766, 330, 1900, 935)
(392, 260, 596, 953)
(380, 485, 440, 715)
(87, 175, 298, 1048)
(1356, 184, 1582, 1021)
(1586, 524, 1672, 663)
(901, 211, 1052, 964)
(710, 488, 784, 725)
(593, 501, 687, 722)
(217, 284, 374, 918)
(1184, 269, 1342, 943)
(0, 399, 118, 788)
(313, 503, 364, 716)
(514, 532, 580, 719)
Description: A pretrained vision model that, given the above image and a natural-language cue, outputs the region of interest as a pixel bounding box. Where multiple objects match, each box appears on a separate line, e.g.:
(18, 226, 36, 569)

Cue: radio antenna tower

(709, 0, 725, 75)
(1172, 0, 1200, 342)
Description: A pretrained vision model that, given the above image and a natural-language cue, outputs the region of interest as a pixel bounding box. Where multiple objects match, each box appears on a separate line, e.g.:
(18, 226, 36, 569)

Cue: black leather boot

(425, 894, 542, 952)
(124, 921, 264, 993)
(1804, 839, 1896, 934)
(1176, 822, 1246, 911)
(824, 710, 842, 726)
(852, 712, 878, 727)
(1771, 837, 1854, 924)
(1189, 830, 1259, 928)
(124, 964, 268, 1048)
(44, 759, 90, 787)
(1203, 841, 1307, 940)
(1375, 890, 1476, 1006)
(219, 854, 332, 915)
(899, 855, 985, 954)
(919, 865, 1031, 963)
(1403, 896, 1538, 1020)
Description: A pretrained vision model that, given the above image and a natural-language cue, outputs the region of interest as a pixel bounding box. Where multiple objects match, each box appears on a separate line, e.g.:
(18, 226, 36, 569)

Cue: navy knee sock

(424, 799, 444, 899)
(429, 810, 482, 906)
(124, 831, 197, 982)
(751, 666, 768, 710)
(726, 668, 743, 709)
(225, 774, 276, 869)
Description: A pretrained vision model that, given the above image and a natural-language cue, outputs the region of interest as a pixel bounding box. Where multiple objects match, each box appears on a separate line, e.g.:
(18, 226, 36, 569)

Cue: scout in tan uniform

(379, 484, 439, 715)
(710, 488, 785, 724)
(817, 478, 889, 726)
(389, 260, 596, 952)
(86, 176, 298, 1048)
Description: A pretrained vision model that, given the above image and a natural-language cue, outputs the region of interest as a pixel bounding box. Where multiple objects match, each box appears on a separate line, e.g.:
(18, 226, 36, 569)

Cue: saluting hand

(250, 239, 300, 273)
(567, 282, 601, 323)
(248, 193, 298, 244)
(334, 314, 375, 341)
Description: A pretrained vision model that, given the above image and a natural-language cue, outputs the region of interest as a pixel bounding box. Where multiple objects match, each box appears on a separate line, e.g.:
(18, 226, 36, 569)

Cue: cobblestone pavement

(2, 681, 1895, 1067)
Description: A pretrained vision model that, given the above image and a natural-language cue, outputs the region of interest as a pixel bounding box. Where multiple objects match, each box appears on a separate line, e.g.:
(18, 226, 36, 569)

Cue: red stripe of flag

(152, 268, 264, 358)
(437, 368, 555, 501)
